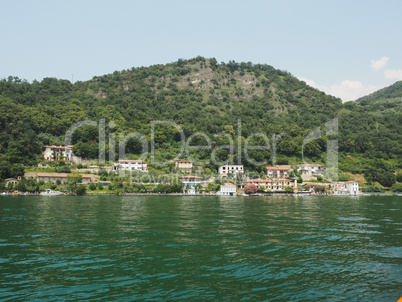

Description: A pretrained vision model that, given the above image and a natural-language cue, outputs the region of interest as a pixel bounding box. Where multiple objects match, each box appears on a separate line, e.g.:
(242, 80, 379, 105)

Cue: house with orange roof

(296, 164, 325, 180)
(43, 145, 82, 164)
(174, 159, 193, 173)
(266, 166, 291, 179)
(247, 178, 296, 192)
(36, 173, 95, 184)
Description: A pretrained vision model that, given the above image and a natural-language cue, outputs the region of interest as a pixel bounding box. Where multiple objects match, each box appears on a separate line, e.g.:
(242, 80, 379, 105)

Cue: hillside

(356, 80, 402, 103)
(0, 57, 401, 186)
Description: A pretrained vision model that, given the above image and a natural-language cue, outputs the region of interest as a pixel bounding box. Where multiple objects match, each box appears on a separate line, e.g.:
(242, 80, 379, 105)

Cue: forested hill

(1, 56, 402, 185)
(356, 80, 402, 103)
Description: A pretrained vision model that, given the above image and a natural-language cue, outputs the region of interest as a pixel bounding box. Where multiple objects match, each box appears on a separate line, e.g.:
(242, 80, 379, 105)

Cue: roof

(296, 164, 324, 167)
(220, 164, 244, 167)
(179, 175, 202, 179)
(175, 160, 192, 163)
(272, 178, 291, 182)
(304, 182, 329, 186)
(44, 145, 73, 150)
(37, 173, 70, 178)
(249, 178, 291, 183)
(37, 173, 93, 179)
(266, 166, 290, 170)
(222, 183, 236, 187)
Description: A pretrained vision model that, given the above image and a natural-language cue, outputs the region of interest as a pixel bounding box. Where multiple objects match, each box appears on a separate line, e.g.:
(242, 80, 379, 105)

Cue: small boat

(40, 189, 64, 196)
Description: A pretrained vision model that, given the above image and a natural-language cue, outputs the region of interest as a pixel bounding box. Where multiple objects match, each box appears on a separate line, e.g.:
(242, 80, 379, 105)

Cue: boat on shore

(40, 189, 64, 196)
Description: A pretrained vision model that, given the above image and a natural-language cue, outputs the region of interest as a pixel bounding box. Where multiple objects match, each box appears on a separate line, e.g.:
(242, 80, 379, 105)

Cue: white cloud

(370, 56, 389, 70)
(384, 69, 402, 80)
(298, 77, 383, 102)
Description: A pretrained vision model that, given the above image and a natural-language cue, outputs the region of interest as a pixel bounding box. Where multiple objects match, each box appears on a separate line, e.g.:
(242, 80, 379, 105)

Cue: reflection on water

(0, 195, 401, 301)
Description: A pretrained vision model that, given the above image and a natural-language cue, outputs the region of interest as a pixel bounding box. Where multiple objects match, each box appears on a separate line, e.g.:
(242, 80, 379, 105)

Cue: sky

(1, 0, 402, 102)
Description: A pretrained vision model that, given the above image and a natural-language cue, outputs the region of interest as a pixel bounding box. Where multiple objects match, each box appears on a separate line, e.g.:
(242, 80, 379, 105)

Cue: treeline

(1, 57, 402, 187)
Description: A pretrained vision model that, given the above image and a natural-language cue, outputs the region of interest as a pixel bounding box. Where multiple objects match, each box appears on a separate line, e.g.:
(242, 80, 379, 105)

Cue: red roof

(37, 173, 69, 178)
(179, 175, 202, 179)
(223, 183, 236, 187)
(44, 145, 73, 150)
(296, 164, 324, 167)
(266, 166, 290, 170)
(249, 178, 291, 183)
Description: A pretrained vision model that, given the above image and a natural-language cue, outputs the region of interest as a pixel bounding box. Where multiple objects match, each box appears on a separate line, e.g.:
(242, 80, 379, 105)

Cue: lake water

(0, 195, 401, 301)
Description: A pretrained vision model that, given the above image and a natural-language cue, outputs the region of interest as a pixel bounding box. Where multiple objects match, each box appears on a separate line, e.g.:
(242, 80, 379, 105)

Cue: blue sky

(1, 0, 402, 101)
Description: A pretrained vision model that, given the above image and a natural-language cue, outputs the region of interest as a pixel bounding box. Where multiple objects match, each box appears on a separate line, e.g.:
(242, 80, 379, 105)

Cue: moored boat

(40, 189, 64, 196)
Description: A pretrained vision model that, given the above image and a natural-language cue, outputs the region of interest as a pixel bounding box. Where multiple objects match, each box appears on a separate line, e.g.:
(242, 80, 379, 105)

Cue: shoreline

(1, 192, 400, 197)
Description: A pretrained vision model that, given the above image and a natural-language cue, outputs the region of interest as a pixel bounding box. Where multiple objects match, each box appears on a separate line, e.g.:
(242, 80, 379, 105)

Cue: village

(2, 145, 361, 196)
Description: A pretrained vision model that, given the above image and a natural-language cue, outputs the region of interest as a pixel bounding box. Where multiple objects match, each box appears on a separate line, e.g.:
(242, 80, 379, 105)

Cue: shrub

(314, 185, 325, 193)
(76, 185, 87, 196)
(285, 186, 294, 193)
(391, 183, 402, 192)
(244, 183, 258, 194)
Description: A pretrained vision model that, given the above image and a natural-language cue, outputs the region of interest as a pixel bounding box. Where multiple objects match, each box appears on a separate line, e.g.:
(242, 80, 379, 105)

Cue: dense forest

(1, 56, 402, 187)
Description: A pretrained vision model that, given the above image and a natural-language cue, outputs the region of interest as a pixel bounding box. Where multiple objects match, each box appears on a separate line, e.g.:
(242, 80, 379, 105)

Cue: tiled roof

(44, 145, 73, 150)
(266, 166, 290, 170)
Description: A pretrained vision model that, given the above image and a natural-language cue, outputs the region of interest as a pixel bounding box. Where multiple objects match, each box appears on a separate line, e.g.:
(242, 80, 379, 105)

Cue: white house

(331, 181, 360, 196)
(43, 145, 82, 164)
(179, 175, 202, 194)
(113, 160, 148, 172)
(296, 164, 324, 180)
(218, 164, 244, 177)
(4, 178, 19, 185)
(217, 183, 237, 196)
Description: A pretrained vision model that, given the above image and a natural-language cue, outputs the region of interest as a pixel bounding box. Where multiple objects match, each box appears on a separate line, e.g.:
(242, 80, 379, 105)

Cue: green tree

(10, 164, 25, 178)
(391, 183, 402, 192)
(66, 174, 83, 193)
(314, 185, 325, 193)
(76, 185, 87, 195)
(377, 171, 396, 187)
(285, 186, 294, 193)
(15, 181, 27, 192)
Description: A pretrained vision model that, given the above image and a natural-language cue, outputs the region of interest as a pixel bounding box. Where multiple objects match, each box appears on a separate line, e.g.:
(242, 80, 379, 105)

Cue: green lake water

(0, 195, 401, 301)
